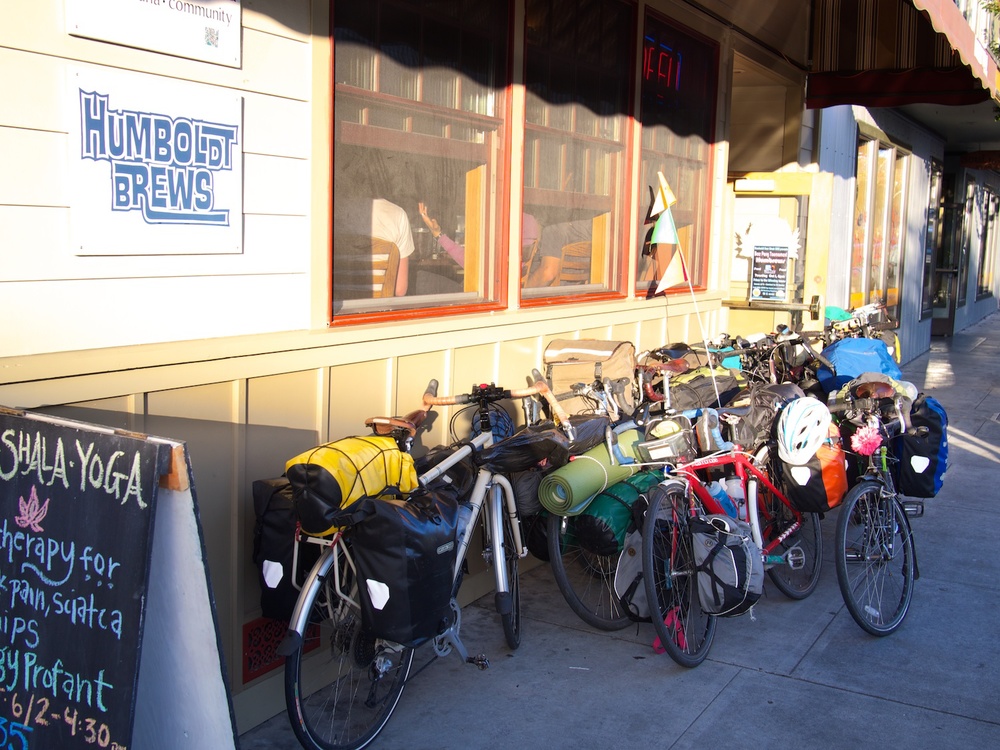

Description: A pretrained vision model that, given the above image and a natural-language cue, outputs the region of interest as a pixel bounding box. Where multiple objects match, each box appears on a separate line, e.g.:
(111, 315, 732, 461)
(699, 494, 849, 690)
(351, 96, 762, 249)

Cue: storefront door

(724, 171, 833, 335)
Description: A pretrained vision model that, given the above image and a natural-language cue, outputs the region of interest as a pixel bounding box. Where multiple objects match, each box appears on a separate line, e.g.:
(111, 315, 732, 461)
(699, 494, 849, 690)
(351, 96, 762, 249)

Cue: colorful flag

(650, 205, 679, 245)
(655, 245, 689, 295)
(649, 171, 677, 217)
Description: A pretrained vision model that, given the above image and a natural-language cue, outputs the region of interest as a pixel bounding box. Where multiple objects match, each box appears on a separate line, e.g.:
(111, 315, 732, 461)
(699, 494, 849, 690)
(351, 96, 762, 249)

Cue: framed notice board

(0, 407, 237, 749)
(750, 245, 790, 302)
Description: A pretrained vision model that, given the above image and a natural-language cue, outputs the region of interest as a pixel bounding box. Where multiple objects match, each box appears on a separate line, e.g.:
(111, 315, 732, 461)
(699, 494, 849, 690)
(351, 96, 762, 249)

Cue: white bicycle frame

(283, 428, 527, 652)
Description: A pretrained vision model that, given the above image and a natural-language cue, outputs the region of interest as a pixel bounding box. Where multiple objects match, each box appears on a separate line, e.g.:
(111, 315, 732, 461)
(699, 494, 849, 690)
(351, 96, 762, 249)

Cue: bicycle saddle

(642, 359, 690, 375)
(365, 411, 424, 437)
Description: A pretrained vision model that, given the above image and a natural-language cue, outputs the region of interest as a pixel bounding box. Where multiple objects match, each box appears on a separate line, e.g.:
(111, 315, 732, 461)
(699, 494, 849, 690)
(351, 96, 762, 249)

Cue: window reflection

(521, 0, 634, 297)
(331, 0, 508, 317)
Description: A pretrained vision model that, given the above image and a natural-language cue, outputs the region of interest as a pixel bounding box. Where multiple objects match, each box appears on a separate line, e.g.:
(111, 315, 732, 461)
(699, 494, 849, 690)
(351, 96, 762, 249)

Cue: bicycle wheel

(484, 483, 522, 649)
(285, 546, 414, 750)
(642, 480, 716, 667)
(757, 478, 823, 599)
(547, 512, 632, 631)
(498, 498, 522, 649)
(835, 480, 915, 636)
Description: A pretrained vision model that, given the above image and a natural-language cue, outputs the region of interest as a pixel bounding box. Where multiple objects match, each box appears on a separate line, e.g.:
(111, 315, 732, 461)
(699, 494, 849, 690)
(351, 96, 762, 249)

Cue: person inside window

(523, 218, 592, 287)
(418, 202, 540, 281)
(338, 194, 416, 297)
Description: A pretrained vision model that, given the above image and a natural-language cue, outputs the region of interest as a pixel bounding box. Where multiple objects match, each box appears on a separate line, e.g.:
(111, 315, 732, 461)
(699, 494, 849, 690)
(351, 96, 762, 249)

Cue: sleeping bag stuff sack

(816, 337, 902, 394)
(781, 422, 849, 513)
(285, 435, 419, 536)
(348, 488, 459, 647)
(574, 470, 664, 556)
(894, 394, 948, 498)
(537, 430, 643, 516)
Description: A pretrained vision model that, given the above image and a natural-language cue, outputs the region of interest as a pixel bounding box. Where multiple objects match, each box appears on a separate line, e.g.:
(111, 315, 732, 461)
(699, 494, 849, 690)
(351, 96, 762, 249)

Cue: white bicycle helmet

(777, 396, 832, 465)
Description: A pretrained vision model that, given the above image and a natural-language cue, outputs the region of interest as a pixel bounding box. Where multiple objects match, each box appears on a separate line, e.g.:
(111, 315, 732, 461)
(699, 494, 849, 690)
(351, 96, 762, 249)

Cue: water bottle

(726, 477, 746, 519)
(708, 480, 738, 518)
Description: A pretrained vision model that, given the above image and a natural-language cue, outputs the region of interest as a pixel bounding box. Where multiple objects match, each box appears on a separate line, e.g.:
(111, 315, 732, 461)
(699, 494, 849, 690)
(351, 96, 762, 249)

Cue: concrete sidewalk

(240, 314, 1000, 749)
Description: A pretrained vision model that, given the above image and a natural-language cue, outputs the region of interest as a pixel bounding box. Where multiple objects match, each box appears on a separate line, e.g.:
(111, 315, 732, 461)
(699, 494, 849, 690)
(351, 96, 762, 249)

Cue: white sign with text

(66, 0, 242, 67)
(67, 66, 243, 256)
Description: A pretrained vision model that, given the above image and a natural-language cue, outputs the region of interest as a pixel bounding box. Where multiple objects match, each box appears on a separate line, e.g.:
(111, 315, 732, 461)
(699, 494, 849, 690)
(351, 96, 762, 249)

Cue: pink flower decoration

(850, 424, 883, 456)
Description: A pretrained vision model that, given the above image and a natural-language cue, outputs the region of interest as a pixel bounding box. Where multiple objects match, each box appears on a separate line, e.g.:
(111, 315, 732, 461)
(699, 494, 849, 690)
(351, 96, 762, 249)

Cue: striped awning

(806, 0, 998, 107)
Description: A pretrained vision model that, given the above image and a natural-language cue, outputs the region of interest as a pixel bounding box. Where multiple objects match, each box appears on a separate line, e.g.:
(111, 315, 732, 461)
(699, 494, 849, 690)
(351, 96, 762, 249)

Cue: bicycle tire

(757, 478, 823, 599)
(642, 480, 717, 667)
(285, 545, 414, 750)
(497, 493, 522, 649)
(546, 512, 633, 631)
(835, 480, 915, 636)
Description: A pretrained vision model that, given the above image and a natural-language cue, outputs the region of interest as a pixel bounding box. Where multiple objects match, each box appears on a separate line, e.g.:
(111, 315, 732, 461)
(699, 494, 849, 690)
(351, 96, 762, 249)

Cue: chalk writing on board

(1, 409, 164, 749)
(1, 429, 150, 508)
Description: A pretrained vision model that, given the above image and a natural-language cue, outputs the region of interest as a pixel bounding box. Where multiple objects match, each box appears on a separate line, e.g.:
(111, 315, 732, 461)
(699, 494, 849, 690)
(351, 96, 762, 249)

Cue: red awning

(911, 0, 999, 100)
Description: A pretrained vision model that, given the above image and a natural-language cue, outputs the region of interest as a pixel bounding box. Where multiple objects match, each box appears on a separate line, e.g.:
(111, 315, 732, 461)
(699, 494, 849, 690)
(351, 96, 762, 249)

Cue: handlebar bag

(690, 514, 764, 617)
(285, 435, 419, 536)
(544, 339, 637, 415)
(893, 394, 948, 498)
(348, 488, 459, 647)
(780, 423, 848, 513)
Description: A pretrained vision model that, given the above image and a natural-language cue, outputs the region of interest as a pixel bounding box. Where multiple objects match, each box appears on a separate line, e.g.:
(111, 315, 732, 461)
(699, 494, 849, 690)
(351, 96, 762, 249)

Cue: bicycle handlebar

(775, 324, 836, 374)
(421, 373, 577, 441)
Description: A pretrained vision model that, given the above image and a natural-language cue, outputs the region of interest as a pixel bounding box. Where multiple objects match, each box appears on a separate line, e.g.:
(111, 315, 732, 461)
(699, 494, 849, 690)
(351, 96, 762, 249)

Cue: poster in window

(750, 245, 790, 302)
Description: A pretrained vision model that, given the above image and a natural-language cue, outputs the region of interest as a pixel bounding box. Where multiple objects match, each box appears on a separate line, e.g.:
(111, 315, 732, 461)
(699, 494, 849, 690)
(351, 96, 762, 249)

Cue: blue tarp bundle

(816, 337, 902, 393)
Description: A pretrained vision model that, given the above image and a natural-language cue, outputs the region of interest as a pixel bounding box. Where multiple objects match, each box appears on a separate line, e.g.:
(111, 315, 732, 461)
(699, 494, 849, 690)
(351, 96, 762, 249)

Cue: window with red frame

(636, 11, 717, 296)
(331, 0, 509, 319)
(520, 0, 635, 298)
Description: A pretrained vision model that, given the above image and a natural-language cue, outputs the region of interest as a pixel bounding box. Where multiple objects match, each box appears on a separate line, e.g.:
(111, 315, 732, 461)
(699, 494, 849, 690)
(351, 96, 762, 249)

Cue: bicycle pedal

(785, 546, 806, 570)
(467, 654, 490, 670)
(902, 500, 924, 518)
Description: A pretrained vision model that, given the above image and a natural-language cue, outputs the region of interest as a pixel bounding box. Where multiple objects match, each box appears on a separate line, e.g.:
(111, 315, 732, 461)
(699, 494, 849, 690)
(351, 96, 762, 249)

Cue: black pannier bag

(348, 488, 460, 647)
(894, 393, 949, 498)
(252, 477, 321, 621)
(415, 444, 477, 503)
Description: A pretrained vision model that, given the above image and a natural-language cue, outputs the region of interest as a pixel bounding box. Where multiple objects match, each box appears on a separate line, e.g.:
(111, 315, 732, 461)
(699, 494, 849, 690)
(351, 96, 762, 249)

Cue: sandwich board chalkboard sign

(0, 406, 167, 749)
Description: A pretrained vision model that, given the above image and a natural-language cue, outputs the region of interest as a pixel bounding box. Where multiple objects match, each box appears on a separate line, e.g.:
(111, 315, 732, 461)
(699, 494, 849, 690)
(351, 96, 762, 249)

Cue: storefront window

(975, 189, 996, 300)
(520, 0, 634, 298)
(920, 162, 943, 319)
(851, 136, 908, 320)
(636, 11, 716, 295)
(957, 177, 973, 308)
(331, 0, 509, 319)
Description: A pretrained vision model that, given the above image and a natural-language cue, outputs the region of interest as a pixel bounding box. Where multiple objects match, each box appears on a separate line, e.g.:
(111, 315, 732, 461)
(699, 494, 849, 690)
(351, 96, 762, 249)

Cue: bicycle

(539, 378, 651, 631)
(279, 372, 574, 750)
(641, 407, 823, 667)
(829, 379, 919, 636)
